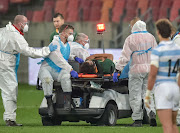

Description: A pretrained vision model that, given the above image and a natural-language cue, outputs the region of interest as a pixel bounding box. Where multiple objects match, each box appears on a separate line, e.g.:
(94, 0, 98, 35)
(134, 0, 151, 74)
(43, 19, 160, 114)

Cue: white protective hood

(6, 22, 16, 32)
(131, 20, 147, 33)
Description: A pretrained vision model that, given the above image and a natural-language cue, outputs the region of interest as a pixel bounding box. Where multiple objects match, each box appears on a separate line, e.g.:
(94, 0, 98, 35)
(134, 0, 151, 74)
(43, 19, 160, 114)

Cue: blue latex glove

(113, 72, 118, 83)
(49, 43, 57, 52)
(70, 70, 78, 78)
(74, 57, 84, 63)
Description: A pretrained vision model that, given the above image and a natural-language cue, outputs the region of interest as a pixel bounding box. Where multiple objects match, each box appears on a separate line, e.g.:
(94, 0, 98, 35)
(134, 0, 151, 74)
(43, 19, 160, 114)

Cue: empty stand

(32, 10, 45, 22)
(148, 0, 161, 21)
(0, 0, 9, 14)
(112, 0, 125, 23)
(100, 0, 114, 22)
(124, 0, 137, 22)
(136, 0, 149, 16)
(10, 0, 30, 3)
(170, 0, 180, 21)
(159, 0, 172, 19)
(79, 0, 91, 21)
(23, 0, 30, 3)
(66, 0, 79, 22)
(55, 0, 68, 20)
(44, 7, 53, 22)
(43, 0, 55, 10)
(43, 0, 55, 22)
(89, 0, 102, 21)
(26, 10, 33, 21)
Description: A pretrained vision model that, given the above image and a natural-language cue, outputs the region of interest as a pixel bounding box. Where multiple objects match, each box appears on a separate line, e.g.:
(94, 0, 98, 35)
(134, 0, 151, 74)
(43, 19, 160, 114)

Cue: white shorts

(154, 82, 180, 111)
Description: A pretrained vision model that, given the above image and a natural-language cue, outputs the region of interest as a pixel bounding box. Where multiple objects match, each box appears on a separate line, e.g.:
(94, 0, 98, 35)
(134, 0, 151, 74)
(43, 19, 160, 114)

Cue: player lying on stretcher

(80, 53, 115, 75)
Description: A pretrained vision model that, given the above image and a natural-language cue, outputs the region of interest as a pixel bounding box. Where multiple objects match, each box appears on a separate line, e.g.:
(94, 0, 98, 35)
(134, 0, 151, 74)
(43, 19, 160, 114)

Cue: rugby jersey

(151, 41, 180, 83)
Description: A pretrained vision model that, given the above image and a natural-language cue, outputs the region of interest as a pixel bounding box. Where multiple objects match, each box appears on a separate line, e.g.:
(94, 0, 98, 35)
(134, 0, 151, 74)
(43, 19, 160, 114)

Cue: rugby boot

(6, 120, 22, 126)
(149, 111, 157, 127)
(64, 92, 72, 111)
(130, 120, 142, 127)
(46, 95, 54, 117)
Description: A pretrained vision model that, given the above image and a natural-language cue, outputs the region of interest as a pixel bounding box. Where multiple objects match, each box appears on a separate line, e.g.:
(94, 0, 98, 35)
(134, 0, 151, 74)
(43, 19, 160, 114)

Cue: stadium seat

(136, 0, 149, 16)
(148, 0, 161, 21)
(32, 10, 45, 22)
(26, 10, 33, 21)
(66, 0, 79, 22)
(10, 0, 30, 3)
(112, 0, 126, 23)
(44, 7, 53, 22)
(100, 0, 114, 22)
(0, 0, 9, 14)
(170, 0, 180, 21)
(159, 0, 172, 19)
(22, 0, 30, 3)
(89, 0, 102, 21)
(124, 0, 137, 22)
(79, 0, 91, 21)
(43, 0, 55, 10)
(43, 0, 55, 22)
(54, 0, 68, 20)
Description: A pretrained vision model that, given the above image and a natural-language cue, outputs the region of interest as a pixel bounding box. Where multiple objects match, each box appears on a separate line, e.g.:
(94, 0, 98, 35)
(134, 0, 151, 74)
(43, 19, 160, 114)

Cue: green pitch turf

(0, 84, 179, 133)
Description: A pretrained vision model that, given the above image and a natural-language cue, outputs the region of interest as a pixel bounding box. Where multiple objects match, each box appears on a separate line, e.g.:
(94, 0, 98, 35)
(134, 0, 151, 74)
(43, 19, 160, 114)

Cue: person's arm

(178, 69, 180, 87)
(86, 53, 113, 61)
(48, 41, 72, 72)
(145, 64, 158, 108)
(145, 48, 159, 108)
(147, 65, 158, 91)
(15, 35, 51, 58)
(69, 47, 90, 61)
(115, 36, 133, 71)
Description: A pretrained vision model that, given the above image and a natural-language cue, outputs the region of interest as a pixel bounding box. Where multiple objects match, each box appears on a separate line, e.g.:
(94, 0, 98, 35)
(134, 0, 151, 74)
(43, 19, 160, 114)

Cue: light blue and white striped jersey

(151, 41, 180, 83)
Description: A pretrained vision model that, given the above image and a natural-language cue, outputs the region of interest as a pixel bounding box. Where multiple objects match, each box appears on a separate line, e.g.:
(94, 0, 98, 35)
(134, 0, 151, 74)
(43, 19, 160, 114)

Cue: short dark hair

(156, 19, 172, 38)
(59, 24, 74, 33)
(80, 62, 96, 74)
(53, 13, 64, 19)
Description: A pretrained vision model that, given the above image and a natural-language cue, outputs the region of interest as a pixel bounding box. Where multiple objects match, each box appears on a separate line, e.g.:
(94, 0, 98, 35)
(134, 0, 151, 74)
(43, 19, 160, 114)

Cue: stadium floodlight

(96, 23, 106, 53)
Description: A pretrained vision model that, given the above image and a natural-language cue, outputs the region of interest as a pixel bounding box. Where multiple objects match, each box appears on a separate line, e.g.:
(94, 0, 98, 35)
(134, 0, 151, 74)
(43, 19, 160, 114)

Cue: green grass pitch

(0, 84, 179, 133)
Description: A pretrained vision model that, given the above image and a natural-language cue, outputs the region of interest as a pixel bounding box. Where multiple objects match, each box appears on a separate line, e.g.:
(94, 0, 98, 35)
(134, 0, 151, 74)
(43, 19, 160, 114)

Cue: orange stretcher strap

(78, 73, 120, 78)
(78, 73, 98, 78)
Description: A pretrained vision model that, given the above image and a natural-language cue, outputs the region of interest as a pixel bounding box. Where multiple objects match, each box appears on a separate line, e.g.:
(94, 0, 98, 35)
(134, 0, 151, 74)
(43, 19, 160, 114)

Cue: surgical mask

(67, 35, 74, 42)
(84, 43, 89, 49)
(23, 24, 29, 32)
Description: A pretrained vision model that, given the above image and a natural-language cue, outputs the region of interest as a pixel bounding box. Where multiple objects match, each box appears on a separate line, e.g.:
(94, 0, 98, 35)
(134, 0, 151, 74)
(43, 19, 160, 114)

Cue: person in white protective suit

(145, 19, 180, 133)
(38, 24, 82, 117)
(171, 29, 180, 126)
(113, 17, 157, 127)
(69, 33, 90, 61)
(0, 15, 57, 126)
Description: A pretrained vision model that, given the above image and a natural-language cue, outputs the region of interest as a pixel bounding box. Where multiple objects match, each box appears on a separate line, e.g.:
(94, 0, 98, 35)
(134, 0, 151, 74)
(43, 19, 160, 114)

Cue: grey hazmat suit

(116, 20, 157, 121)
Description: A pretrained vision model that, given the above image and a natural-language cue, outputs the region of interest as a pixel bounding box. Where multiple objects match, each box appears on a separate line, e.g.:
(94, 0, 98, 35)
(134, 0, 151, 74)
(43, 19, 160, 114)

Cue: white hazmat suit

(0, 22, 52, 121)
(116, 20, 157, 121)
(70, 42, 90, 61)
(38, 35, 74, 96)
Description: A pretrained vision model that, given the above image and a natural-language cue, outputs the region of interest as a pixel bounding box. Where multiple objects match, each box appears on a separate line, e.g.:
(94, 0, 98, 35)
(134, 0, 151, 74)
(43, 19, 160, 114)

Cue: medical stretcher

(38, 62, 148, 126)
